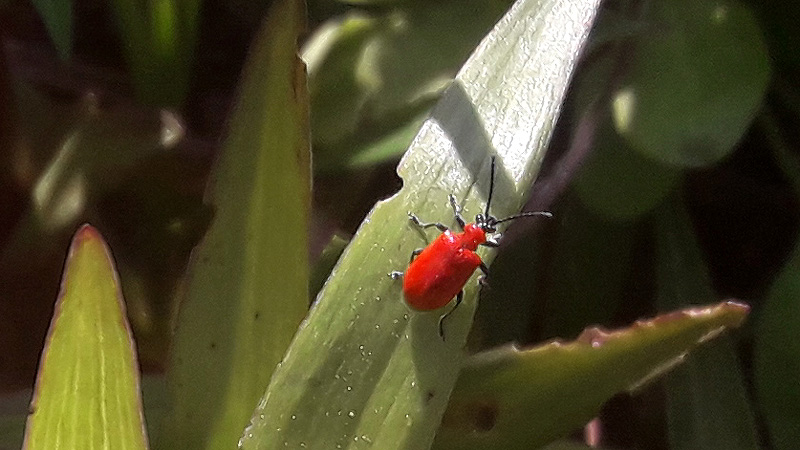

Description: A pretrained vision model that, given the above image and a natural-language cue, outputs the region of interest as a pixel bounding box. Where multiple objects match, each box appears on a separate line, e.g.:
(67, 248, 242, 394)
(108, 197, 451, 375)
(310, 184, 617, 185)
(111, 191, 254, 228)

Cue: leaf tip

(69, 223, 111, 260)
(685, 299, 750, 328)
(74, 223, 101, 242)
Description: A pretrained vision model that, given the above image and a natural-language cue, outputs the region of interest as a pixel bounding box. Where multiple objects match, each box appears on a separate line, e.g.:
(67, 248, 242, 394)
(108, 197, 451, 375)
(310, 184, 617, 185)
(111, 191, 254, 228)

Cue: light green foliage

(164, 0, 311, 448)
(239, 0, 602, 448)
(23, 225, 147, 450)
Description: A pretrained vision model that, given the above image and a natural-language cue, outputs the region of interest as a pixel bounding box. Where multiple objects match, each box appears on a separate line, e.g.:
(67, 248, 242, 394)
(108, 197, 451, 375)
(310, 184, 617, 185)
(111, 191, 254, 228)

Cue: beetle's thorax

(459, 223, 487, 251)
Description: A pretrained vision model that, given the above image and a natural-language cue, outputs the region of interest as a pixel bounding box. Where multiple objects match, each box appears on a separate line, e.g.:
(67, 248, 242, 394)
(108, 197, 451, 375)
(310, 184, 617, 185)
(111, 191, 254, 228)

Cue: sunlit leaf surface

(240, 0, 602, 448)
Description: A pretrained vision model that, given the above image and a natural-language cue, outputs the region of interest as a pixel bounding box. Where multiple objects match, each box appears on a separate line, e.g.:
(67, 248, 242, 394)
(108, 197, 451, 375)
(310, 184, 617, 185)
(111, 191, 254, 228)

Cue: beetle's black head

(480, 156, 551, 234)
(475, 213, 500, 233)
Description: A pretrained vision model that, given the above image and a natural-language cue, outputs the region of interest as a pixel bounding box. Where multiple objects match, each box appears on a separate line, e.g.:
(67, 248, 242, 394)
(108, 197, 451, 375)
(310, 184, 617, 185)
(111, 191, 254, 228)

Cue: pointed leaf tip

(436, 300, 749, 450)
(73, 223, 102, 241)
(24, 225, 147, 450)
(575, 300, 749, 347)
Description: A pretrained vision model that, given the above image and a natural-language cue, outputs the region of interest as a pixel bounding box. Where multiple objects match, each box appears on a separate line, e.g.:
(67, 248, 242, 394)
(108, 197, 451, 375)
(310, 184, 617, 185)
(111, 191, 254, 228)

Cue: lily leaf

(435, 301, 749, 450)
(23, 225, 147, 450)
(165, 0, 311, 448)
(240, 0, 602, 448)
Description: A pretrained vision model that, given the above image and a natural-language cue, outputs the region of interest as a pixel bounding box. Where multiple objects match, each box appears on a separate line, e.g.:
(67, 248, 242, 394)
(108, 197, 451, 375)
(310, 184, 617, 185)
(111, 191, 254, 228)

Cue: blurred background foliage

(0, 0, 797, 448)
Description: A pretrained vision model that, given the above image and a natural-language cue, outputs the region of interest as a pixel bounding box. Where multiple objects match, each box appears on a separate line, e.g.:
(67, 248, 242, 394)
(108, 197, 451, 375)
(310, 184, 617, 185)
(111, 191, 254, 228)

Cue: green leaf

(109, 0, 200, 105)
(31, 0, 72, 59)
(754, 242, 800, 450)
(573, 124, 681, 222)
(654, 195, 759, 450)
(23, 224, 147, 450)
(239, 0, 602, 448)
(435, 301, 749, 450)
(613, 0, 771, 167)
(165, 0, 310, 448)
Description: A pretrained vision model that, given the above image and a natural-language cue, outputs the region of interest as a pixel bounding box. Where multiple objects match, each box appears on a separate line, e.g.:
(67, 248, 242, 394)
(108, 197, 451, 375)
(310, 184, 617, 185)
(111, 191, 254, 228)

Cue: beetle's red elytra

(390, 156, 551, 339)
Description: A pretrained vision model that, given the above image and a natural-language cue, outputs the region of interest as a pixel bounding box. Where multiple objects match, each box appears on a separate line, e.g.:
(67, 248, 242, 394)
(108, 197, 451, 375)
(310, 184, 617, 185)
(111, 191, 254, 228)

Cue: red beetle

(391, 157, 551, 339)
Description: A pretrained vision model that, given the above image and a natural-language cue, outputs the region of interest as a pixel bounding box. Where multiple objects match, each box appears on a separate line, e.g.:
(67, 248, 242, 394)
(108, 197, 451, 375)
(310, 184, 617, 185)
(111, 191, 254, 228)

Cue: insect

(390, 156, 552, 339)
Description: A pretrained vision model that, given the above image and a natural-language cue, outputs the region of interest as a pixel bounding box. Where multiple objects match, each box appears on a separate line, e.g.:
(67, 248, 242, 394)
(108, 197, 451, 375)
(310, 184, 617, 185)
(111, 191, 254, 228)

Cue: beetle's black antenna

(494, 211, 553, 224)
(485, 156, 496, 219)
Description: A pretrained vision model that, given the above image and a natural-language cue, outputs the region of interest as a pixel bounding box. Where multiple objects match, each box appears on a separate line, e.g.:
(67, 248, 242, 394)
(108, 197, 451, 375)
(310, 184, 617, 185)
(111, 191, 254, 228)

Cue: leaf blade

(23, 224, 147, 450)
(240, 0, 602, 448)
(435, 301, 749, 450)
(164, 0, 311, 447)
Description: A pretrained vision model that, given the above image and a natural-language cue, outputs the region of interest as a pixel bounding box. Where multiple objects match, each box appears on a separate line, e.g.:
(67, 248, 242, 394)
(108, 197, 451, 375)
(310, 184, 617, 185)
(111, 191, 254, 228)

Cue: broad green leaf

(240, 0, 602, 448)
(109, 0, 200, 105)
(655, 196, 759, 450)
(613, 0, 770, 167)
(165, 0, 310, 448)
(303, 14, 380, 151)
(573, 123, 681, 222)
(434, 301, 749, 450)
(23, 224, 147, 450)
(31, 0, 72, 59)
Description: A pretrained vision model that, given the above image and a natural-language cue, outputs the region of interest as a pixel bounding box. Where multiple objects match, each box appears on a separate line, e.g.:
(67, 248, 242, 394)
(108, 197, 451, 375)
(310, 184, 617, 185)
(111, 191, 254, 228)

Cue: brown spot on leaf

(474, 402, 499, 431)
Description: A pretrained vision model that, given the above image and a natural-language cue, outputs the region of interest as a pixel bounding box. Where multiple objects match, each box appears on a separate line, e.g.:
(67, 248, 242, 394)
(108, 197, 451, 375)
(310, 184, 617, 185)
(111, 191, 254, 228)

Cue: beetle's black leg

(438, 290, 464, 341)
(478, 262, 490, 286)
(409, 248, 423, 264)
(448, 194, 466, 231)
(389, 248, 423, 278)
(481, 235, 501, 248)
(409, 213, 449, 233)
